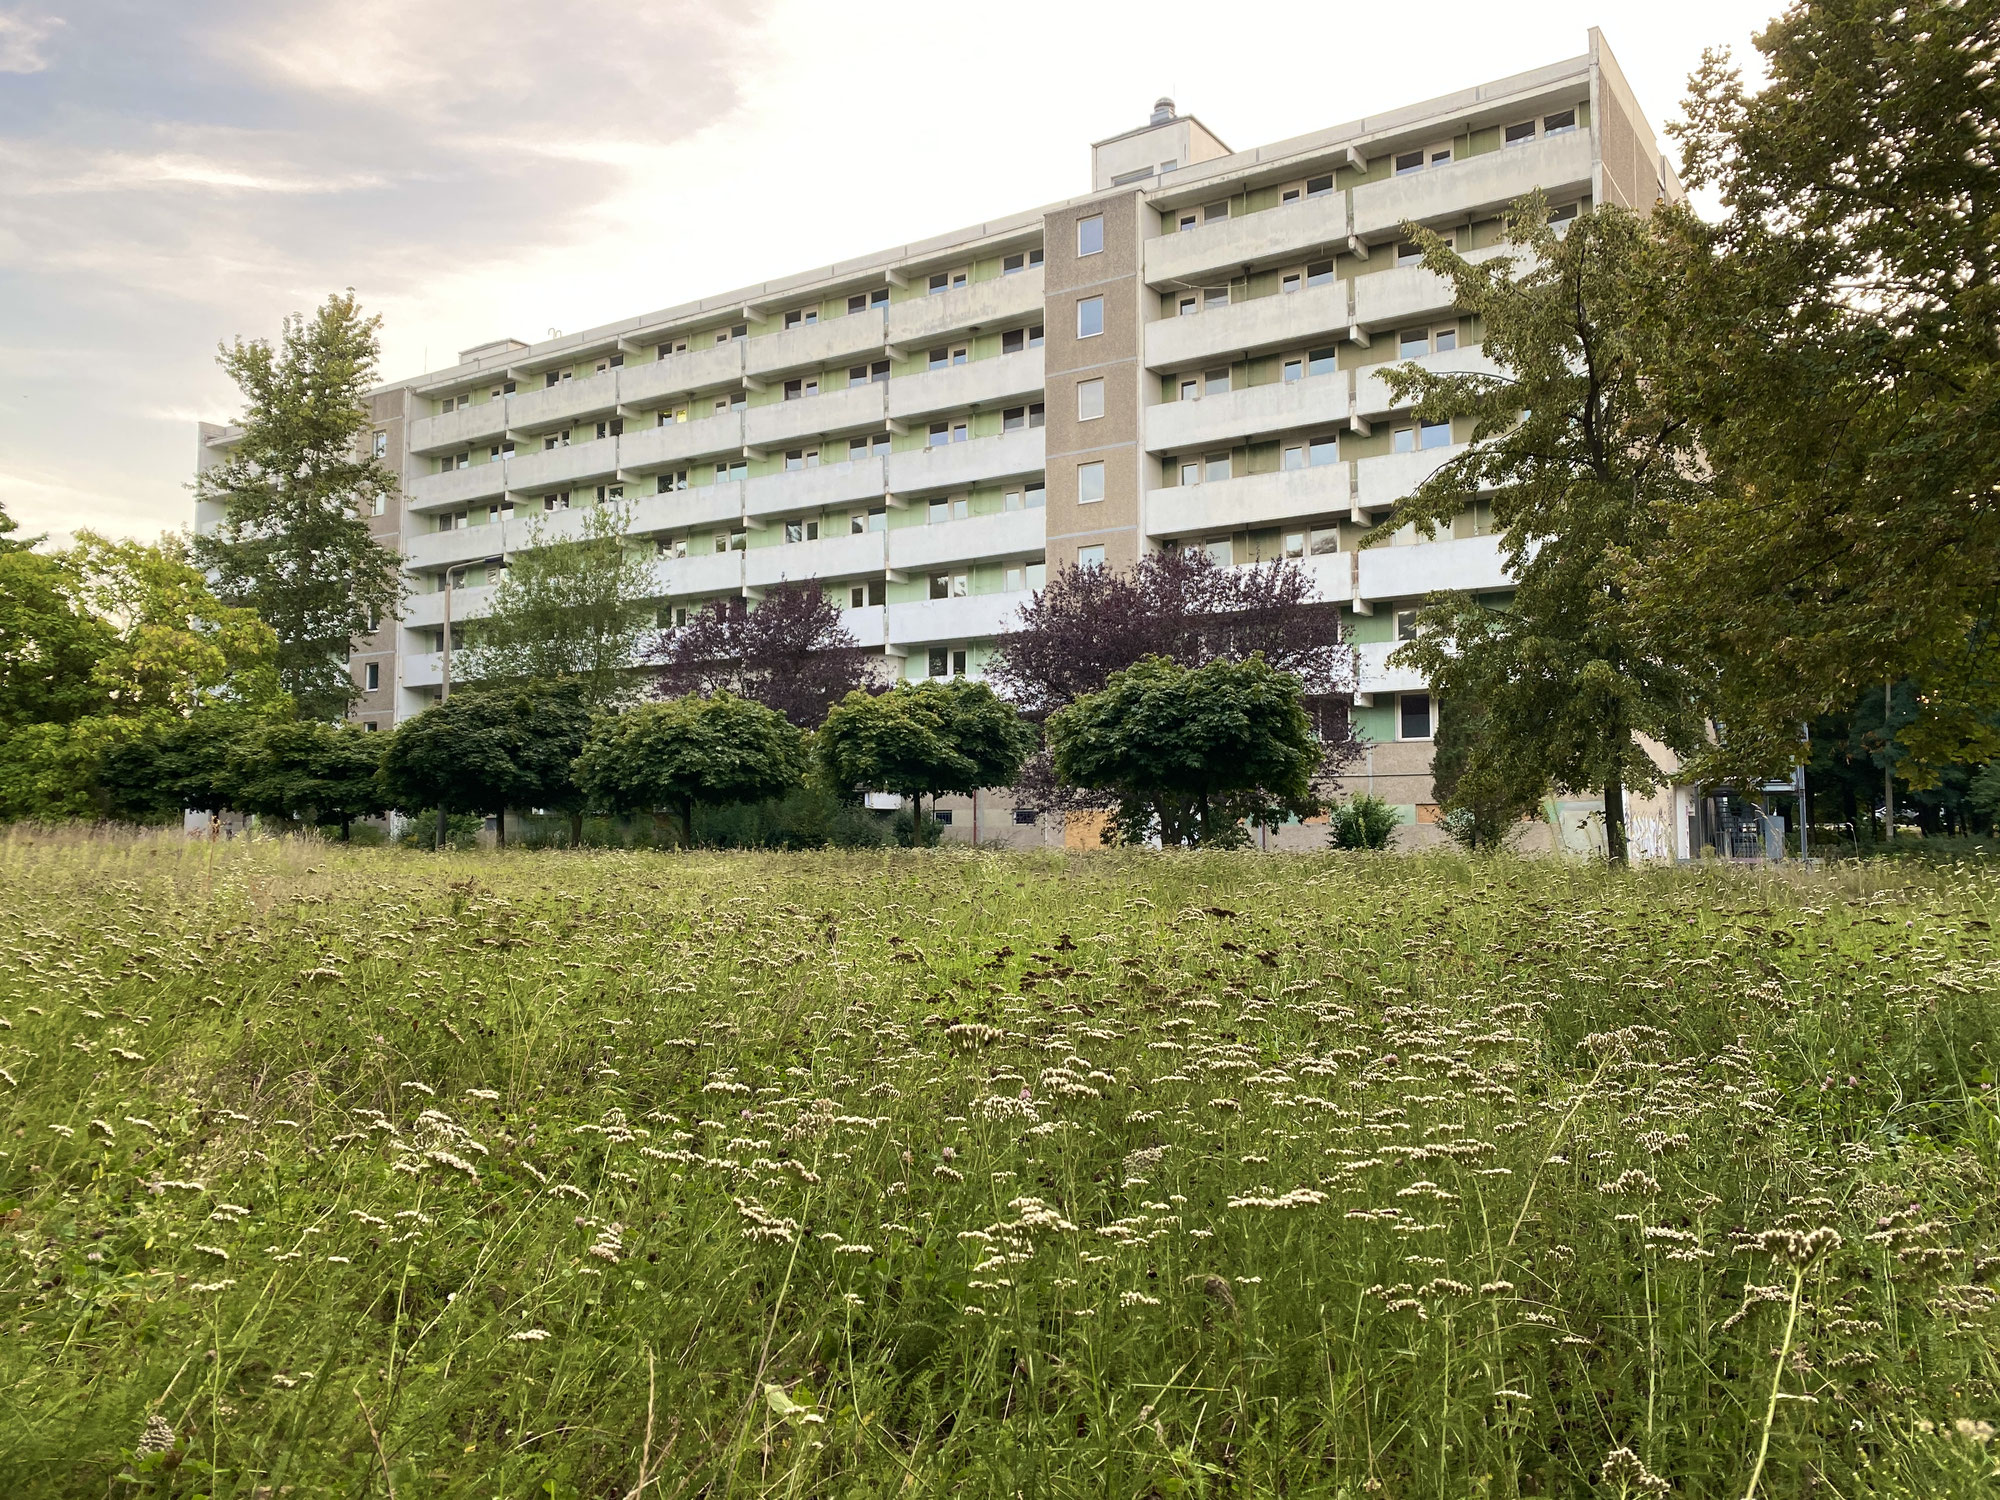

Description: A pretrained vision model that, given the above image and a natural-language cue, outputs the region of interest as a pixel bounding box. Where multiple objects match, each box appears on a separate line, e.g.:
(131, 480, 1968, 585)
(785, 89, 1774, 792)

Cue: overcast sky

(0, 0, 1775, 545)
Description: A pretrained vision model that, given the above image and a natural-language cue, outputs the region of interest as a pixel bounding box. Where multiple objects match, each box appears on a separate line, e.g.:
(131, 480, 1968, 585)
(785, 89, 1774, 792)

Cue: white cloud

(0, 11, 62, 73)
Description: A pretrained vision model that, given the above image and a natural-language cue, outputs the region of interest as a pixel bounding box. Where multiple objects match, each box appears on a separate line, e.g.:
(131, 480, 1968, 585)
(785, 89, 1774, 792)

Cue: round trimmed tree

(573, 691, 805, 847)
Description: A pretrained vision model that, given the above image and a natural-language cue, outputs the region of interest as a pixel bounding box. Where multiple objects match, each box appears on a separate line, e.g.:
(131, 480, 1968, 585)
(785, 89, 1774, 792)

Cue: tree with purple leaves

(649, 581, 869, 729)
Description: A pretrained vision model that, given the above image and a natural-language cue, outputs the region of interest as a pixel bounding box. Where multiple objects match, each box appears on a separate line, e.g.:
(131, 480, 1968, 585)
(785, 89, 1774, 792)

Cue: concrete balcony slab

(886, 269, 1043, 349)
(745, 382, 889, 451)
(888, 508, 1046, 573)
(887, 351, 1044, 424)
(886, 429, 1044, 498)
(744, 310, 887, 380)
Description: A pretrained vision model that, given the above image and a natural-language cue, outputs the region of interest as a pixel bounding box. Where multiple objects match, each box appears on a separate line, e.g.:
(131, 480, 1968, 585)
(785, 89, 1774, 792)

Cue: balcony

(887, 351, 1044, 424)
(1356, 639, 1428, 695)
(1354, 345, 1505, 419)
(505, 436, 621, 494)
(1275, 551, 1356, 607)
(409, 400, 509, 456)
(1144, 373, 1350, 455)
(886, 269, 1044, 349)
(887, 508, 1046, 573)
(887, 589, 1034, 646)
(406, 462, 510, 510)
(838, 605, 889, 650)
(745, 382, 888, 451)
(617, 412, 745, 471)
(1357, 532, 1509, 602)
(1349, 249, 1508, 331)
(403, 521, 520, 572)
(1352, 131, 1593, 240)
(1145, 193, 1349, 289)
(886, 428, 1044, 498)
(403, 580, 496, 630)
(504, 370, 620, 435)
(617, 341, 748, 408)
(745, 310, 887, 380)
(1144, 465, 1354, 541)
(650, 549, 745, 599)
(1353, 444, 1465, 512)
(744, 529, 887, 590)
(1144, 283, 1350, 371)
(405, 650, 445, 689)
(628, 485, 745, 537)
(743, 456, 886, 520)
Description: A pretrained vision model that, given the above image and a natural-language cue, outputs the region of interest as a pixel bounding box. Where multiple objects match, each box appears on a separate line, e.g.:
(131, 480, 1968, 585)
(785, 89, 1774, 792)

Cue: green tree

(1648, 0, 2000, 780)
(1047, 654, 1320, 848)
(191, 291, 405, 720)
(100, 710, 258, 822)
(574, 692, 805, 847)
(1377, 202, 1707, 865)
(459, 503, 656, 710)
(378, 680, 593, 846)
(1326, 792, 1401, 852)
(1428, 691, 1545, 852)
(0, 548, 116, 732)
(818, 679, 1034, 828)
(227, 720, 388, 839)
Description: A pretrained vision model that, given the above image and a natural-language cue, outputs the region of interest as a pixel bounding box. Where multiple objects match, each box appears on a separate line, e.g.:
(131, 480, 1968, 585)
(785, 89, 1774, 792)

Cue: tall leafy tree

(226, 720, 388, 839)
(1379, 202, 1708, 864)
(377, 680, 593, 846)
(1427, 691, 1543, 851)
(1048, 654, 1320, 848)
(100, 711, 255, 822)
(1650, 0, 2000, 780)
(649, 581, 866, 728)
(818, 679, 1034, 826)
(458, 503, 657, 709)
(191, 291, 405, 720)
(574, 692, 805, 846)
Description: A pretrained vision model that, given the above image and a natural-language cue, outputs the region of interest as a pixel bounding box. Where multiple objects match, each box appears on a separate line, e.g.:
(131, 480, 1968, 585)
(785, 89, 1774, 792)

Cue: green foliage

(2, 837, 1996, 1497)
(1326, 791, 1401, 850)
(1429, 692, 1543, 851)
(189, 291, 405, 720)
(459, 503, 657, 710)
(1378, 204, 1707, 864)
(99, 710, 259, 821)
(1047, 654, 1319, 847)
(377, 681, 594, 840)
(693, 787, 890, 851)
(890, 808, 945, 847)
(0, 548, 117, 732)
(395, 808, 483, 849)
(573, 692, 805, 846)
(1652, 0, 2000, 780)
(818, 679, 1034, 823)
(225, 719, 388, 836)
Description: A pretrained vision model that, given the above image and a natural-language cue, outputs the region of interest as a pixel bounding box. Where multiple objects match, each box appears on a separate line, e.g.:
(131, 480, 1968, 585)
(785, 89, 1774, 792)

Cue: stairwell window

(1077, 214, 1104, 256)
(1076, 296, 1104, 339)
(1077, 545, 1106, 570)
(1077, 378, 1105, 421)
(365, 662, 380, 691)
(1077, 461, 1105, 505)
(372, 431, 388, 457)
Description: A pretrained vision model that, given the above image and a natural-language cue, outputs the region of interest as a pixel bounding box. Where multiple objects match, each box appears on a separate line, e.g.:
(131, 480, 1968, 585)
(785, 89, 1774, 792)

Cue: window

(849, 360, 890, 386)
(1204, 453, 1231, 482)
(1204, 538, 1233, 567)
(1282, 270, 1302, 295)
(1400, 692, 1434, 740)
(1001, 323, 1044, 354)
(1434, 326, 1458, 352)
(1174, 210, 1198, 233)
(716, 459, 748, 482)
(848, 433, 891, 459)
(1504, 120, 1537, 148)
(928, 420, 968, 446)
(1177, 376, 1199, 402)
(658, 535, 686, 559)
(1077, 461, 1105, 504)
(1283, 531, 1306, 559)
(656, 339, 688, 360)
(784, 519, 804, 543)
(1282, 442, 1306, 471)
(656, 470, 688, 493)
(1396, 240, 1424, 268)
(783, 376, 818, 401)
(1306, 173, 1334, 197)
(849, 507, 886, 534)
(1395, 149, 1425, 176)
(1309, 434, 1339, 466)
(1310, 526, 1341, 556)
(1204, 368, 1230, 397)
(1204, 286, 1230, 311)
(1308, 346, 1338, 377)
(1001, 402, 1043, 431)
(372, 493, 387, 515)
(1543, 108, 1576, 135)
(1204, 201, 1229, 223)
(1419, 419, 1451, 450)
(364, 662, 380, 691)
(782, 308, 819, 329)
(714, 528, 746, 553)
(541, 436, 563, 452)
(595, 418, 624, 439)
(544, 370, 572, 388)
(929, 572, 969, 599)
(1396, 609, 1421, 642)
(494, 380, 517, 397)
(1548, 201, 1580, 224)
(594, 355, 624, 373)
(1002, 248, 1044, 273)
(363, 721, 378, 732)
(1077, 214, 1104, 256)
(543, 493, 570, 512)
(1003, 482, 1046, 511)
(1399, 328, 1431, 359)
(1077, 544, 1106, 570)
(1282, 356, 1304, 383)
(784, 448, 820, 471)
(716, 323, 747, 344)
(1076, 378, 1105, 421)
(371, 431, 388, 458)
(595, 483, 625, 503)
(1076, 296, 1104, 338)
(1012, 808, 1037, 825)
(491, 441, 516, 461)
(849, 579, 886, 608)
(928, 496, 969, 523)
(713, 392, 747, 414)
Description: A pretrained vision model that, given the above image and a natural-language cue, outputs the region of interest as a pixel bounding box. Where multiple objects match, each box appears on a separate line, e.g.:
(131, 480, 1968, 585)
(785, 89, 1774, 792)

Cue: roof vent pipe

(1150, 97, 1175, 126)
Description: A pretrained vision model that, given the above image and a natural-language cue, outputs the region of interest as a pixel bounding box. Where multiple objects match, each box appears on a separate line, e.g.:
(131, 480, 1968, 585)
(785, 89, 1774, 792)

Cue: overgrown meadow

(2, 831, 1997, 1498)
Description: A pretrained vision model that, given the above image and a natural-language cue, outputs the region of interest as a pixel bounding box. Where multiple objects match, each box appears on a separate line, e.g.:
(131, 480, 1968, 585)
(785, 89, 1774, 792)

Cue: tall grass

(0, 828, 1995, 1497)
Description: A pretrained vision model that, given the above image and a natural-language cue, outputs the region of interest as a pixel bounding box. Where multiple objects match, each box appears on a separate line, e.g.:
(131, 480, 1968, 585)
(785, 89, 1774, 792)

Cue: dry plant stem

(355, 1389, 396, 1500)
(625, 1345, 656, 1500)
(1507, 1057, 1609, 1249)
(1742, 1265, 1807, 1500)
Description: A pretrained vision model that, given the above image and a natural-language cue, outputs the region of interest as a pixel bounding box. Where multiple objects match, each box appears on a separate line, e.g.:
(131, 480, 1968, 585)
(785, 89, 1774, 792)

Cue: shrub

(1328, 791, 1401, 850)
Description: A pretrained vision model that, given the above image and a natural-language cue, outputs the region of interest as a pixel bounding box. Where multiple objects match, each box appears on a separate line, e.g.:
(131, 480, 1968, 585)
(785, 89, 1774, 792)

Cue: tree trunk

(436, 804, 446, 851)
(496, 807, 505, 848)
(680, 796, 694, 850)
(569, 811, 583, 848)
(340, 816, 352, 842)
(1603, 763, 1628, 866)
(911, 793, 923, 832)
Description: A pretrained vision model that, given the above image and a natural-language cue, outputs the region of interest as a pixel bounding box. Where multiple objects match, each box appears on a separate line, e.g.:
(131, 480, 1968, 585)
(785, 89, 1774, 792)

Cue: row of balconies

(407, 423, 1048, 514)
(1145, 129, 1593, 287)
(408, 271, 1047, 456)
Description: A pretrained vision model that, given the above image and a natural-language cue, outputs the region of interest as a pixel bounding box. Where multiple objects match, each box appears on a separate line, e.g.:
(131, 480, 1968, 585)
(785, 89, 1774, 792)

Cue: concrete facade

(196, 30, 1684, 845)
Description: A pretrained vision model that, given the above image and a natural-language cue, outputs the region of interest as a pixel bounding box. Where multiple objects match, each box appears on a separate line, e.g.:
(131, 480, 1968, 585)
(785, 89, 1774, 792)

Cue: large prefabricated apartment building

(197, 30, 1684, 846)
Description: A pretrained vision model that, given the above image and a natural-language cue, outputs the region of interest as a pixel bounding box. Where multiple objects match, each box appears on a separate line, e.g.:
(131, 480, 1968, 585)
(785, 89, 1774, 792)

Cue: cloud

(0, 11, 62, 73)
